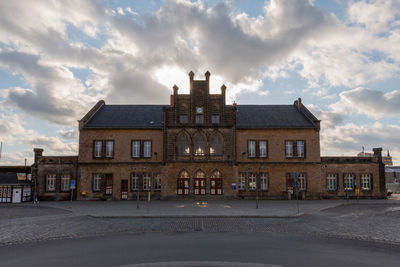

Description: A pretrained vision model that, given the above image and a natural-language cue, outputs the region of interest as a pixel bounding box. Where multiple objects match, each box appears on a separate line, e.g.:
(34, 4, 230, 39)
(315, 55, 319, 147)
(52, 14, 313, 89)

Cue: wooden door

(121, 180, 128, 200)
(194, 178, 206, 195)
(105, 174, 113, 196)
(210, 178, 223, 195)
(177, 179, 189, 195)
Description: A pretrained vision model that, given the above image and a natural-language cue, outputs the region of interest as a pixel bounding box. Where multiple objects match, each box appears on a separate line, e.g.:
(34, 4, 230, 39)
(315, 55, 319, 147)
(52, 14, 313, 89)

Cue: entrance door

(210, 179, 223, 195)
(177, 179, 189, 195)
(194, 178, 206, 195)
(105, 174, 113, 196)
(12, 187, 22, 203)
(121, 180, 128, 200)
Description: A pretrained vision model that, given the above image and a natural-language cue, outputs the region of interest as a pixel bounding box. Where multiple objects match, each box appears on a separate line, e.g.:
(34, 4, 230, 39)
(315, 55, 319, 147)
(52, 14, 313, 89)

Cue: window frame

(298, 173, 307, 191)
(211, 115, 220, 124)
(60, 174, 71, 192)
(154, 174, 162, 191)
(131, 173, 139, 191)
(46, 174, 56, 192)
(179, 115, 188, 124)
(248, 140, 256, 158)
(326, 173, 338, 191)
(143, 140, 152, 158)
(343, 173, 355, 191)
(93, 140, 103, 158)
(259, 140, 268, 158)
(92, 173, 102, 192)
(248, 173, 257, 191)
(209, 134, 222, 156)
(143, 173, 151, 191)
(238, 173, 246, 191)
(131, 140, 141, 158)
(360, 173, 372, 191)
(285, 140, 294, 158)
(105, 140, 114, 158)
(260, 172, 269, 191)
(296, 140, 305, 158)
(193, 134, 206, 156)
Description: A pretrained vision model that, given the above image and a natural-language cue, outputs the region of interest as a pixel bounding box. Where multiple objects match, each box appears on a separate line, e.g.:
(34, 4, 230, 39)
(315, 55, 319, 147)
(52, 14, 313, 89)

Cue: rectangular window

(259, 141, 268, 158)
(143, 141, 152, 158)
(327, 174, 337, 191)
(211, 115, 220, 124)
(132, 141, 140, 158)
(285, 141, 294, 157)
(260, 173, 268, 191)
(154, 174, 161, 191)
(361, 174, 371, 190)
(46, 174, 56, 192)
(344, 173, 354, 191)
(105, 141, 114, 158)
(248, 173, 257, 191)
(298, 173, 306, 191)
(195, 115, 204, 124)
(94, 141, 102, 158)
(239, 173, 246, 191)
(296, 140, 305, 158)
(248, 141, 256, 158)
(179, 115, 188, 124)
(61, 174, 71, 191)
(93, 174, 102, 192)
(131, 173, 139, 191)
(143, 174, 151, 191)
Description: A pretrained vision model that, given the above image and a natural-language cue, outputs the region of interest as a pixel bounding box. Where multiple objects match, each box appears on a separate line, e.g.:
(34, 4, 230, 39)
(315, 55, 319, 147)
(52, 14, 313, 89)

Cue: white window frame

(93, 174, 102, 192)
(131, 173, 139, 191)
(132, 141, 141, 158)
(143, 141, 152, 158)
(344, 174, 354, 191)
(296, 140, 304, 158)
(143, 174, 151, 191)
(46, 174, 56, 192)
(61, 174, 71, 191)
(259, 141, 267, 158)
(248, 174, 257, 191)
(105, 141, 114, 158)
(361, 174, 371, 190)
(238, 173, 246, 191)
(248, 141, 256, 158)
(327, 174, 337, 191)
(94, 141, 102, 158)
(285, 141, 294, 157)
(260, 173, 268, 191)
(298, 173, 306, 191)
(154, 174, 161, 191)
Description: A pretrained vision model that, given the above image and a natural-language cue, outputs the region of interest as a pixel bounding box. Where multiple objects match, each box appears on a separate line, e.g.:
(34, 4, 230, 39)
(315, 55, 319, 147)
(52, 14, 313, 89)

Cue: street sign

(70, 179, 76, 189)
(232, 183, 236, 190)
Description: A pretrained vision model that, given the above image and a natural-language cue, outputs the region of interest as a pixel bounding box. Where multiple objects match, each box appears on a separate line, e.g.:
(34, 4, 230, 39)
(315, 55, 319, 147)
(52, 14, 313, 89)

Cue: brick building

(33, 71, 386, 200)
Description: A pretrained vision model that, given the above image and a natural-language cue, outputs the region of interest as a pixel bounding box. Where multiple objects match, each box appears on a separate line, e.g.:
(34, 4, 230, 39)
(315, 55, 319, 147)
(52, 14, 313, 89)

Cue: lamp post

(256, 166, 263, 209)
(132, 165, 139, 209)
(290, 172, 300, 214)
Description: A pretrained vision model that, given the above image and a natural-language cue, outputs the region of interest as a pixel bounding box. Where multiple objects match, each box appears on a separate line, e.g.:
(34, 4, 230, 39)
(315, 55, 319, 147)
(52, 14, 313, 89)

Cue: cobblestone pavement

(1, 202, 400, 246)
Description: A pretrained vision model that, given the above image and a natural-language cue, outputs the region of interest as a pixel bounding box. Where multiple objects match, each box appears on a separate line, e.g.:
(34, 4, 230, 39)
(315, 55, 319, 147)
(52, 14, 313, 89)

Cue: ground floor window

(131, 173, 139, 191)
(93, 174, 102, 192)
(260, 173, 268, 191)
(0, 185, 12, 203)
(327, 174, 337, 191)
(46, 174, 56, 192)
(361, 174, 372, 190)
(143, 174, 151, 191)
(238, 173, 246, 191)
(298, 173, 306, 191)
(248, 173, 257, 191)
(61, 174, 71, 191)
(154, 174, 162, 191)
(344, 173, 354, 191)
(177, 170, 190, 195)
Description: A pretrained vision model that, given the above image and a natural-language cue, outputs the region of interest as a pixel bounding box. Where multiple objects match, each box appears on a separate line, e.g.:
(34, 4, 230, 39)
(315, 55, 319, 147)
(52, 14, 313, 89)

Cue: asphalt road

(1, 231, 399, 267)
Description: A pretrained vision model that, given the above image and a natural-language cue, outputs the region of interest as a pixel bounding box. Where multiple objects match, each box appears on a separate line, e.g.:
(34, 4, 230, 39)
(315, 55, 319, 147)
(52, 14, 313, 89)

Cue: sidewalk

(24, 198, 399, 218)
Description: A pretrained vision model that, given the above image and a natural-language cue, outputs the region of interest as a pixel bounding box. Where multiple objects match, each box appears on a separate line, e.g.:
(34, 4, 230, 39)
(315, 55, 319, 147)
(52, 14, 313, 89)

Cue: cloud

(57, 129, 78, 140)
(331, 87, 400, 119)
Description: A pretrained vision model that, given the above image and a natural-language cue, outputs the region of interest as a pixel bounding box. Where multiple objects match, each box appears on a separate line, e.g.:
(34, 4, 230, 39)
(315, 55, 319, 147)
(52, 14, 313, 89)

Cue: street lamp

(257, 166, 263, 209)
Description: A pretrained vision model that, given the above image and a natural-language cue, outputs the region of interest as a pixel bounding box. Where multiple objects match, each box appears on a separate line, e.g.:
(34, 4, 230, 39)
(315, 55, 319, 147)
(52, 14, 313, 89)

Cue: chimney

(373, 147, 382, 158)
(33, 148, 43, 164)
(296, 97, 302, 109)
(205, 71, 210, 94)
(188, 71, 194, 93)
(221, 84, 226, 105)
(173, 84, 179, 95)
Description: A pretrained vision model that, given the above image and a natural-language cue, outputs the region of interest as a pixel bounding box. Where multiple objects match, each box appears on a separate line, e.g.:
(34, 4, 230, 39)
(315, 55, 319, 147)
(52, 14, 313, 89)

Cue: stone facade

(33, 71, 386, 200)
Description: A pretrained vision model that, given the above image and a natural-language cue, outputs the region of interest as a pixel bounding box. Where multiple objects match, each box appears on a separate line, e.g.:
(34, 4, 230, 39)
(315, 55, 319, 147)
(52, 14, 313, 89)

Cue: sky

(0, 0, 400, 165)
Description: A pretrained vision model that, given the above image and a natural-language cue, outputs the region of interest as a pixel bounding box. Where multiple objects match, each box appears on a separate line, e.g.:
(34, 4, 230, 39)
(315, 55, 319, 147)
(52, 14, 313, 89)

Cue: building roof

(236, 105, 317, 129)
(83, 103, 317, 129)
(0, 172, 31, 185)
(84, 105, 167, 129)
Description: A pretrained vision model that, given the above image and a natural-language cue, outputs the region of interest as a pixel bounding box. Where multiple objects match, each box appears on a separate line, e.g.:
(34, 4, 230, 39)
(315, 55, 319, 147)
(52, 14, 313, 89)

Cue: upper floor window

(259, 141, 268, 158)
(195, 115, 204, 124)
(327, 174, 337, 191)
(143, 141, 152, 158)
(132, 141, 140, 158)
(361, 174, 372, 190)
(210, 134, 222, 156)
(285, 140, 305, 158)
(94, 141, 102, 158)
(179, 115, 188, 124)
(177, 134, 190, 156)
(248, 141, 256, 158)
(105, 141, 114, 158)
(211, 115, 220, 124)
(46, 174, 56, 192)
(194, 134, 206, 156)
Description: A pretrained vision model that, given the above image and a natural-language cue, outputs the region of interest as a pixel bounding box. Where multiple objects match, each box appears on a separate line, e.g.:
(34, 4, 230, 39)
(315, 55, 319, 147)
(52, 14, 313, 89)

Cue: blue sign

(232, 183, 236, 190)
(70, 179, 76, 189)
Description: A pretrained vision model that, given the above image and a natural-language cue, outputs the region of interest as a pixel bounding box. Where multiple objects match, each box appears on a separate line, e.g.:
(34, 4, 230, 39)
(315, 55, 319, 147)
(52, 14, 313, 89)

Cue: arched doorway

(194, 170, 206, 195)
(210, 170, 223, 195)
(177, 170, 190, 195)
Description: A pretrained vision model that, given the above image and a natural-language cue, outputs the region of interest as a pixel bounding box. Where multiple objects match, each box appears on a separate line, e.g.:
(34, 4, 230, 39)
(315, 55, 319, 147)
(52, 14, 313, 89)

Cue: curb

(88, 213, 306, 219)
(319, 203, 347, 212)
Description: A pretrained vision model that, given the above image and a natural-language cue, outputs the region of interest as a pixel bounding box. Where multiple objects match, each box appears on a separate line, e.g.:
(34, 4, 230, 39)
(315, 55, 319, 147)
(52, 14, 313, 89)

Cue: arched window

(194, 134, 206, 156)
(210, 170, 222, 179)
(194, 170, 205, 178)
(209, 134, 222, 156)
(179, 170, 190, 179)
(177, 170, 190, 195)
(210, 170, 223, 195)
(177, 134, 190, 156)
